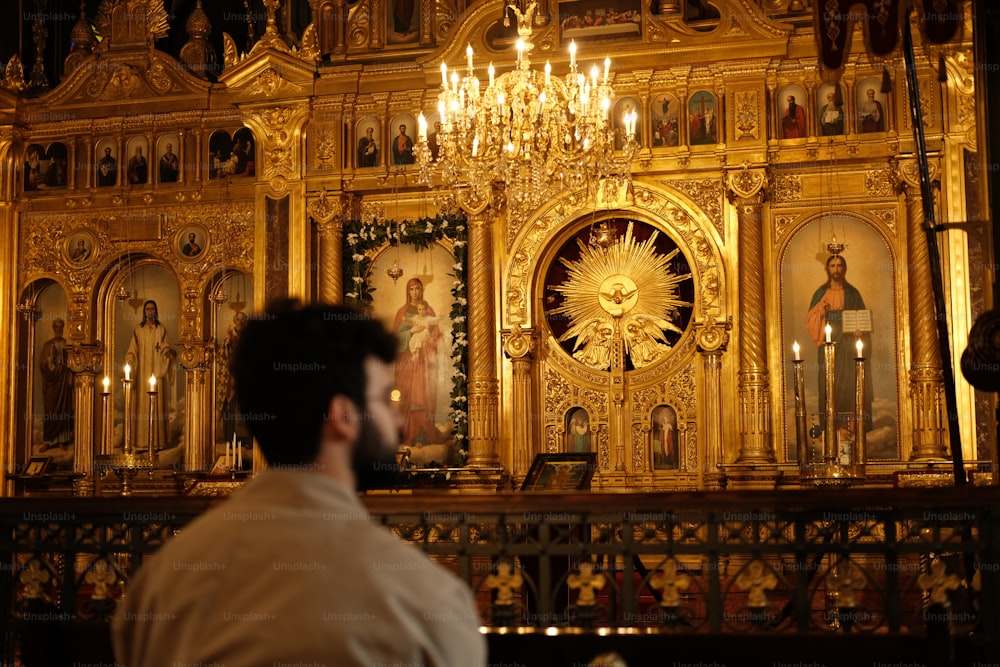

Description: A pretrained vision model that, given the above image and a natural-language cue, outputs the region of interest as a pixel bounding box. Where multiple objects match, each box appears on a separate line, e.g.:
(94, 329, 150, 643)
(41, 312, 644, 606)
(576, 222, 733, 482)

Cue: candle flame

(102, 376, 110, 392)
(124, 363, 131, 381)
(792, 341, 800, 360)
(149, 374, 157, 390)
(824, 324, 832, 343)
(856, 338, 863, 356)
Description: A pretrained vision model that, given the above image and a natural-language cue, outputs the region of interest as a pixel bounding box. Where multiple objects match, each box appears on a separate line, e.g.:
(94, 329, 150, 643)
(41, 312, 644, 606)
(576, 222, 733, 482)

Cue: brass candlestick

(853, 343, 866, 468)
(792, 346, 808, 466)
(101, 377, 112, 456)
(147, 380, 158, 465)
(122, 374, 134, 454)
(823, 336, 837, 462)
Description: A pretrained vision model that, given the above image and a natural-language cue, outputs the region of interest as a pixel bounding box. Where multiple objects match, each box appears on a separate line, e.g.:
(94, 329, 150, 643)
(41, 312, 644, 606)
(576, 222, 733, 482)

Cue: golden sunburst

(553, 222, 692, 370)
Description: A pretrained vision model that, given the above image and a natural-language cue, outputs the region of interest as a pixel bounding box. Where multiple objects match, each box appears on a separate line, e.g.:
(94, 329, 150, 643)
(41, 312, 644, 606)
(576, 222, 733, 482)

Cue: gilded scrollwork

(631, 423, 645, 472)
(308, 189, 345, 224)
(865, 167, 897, 197)
(770, 173, 802, 203)
(663, 178, 724, 237)
(598, 425, 610, 471)
(543, 368, 571, 416)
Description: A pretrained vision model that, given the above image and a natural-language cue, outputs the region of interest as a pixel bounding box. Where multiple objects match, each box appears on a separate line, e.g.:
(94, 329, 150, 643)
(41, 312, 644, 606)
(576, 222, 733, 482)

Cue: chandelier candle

(123, 363, 134, 455)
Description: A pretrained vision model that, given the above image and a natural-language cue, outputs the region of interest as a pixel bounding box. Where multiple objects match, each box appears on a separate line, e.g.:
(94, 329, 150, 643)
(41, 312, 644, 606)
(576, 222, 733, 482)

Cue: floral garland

(342, 213, 469, 464)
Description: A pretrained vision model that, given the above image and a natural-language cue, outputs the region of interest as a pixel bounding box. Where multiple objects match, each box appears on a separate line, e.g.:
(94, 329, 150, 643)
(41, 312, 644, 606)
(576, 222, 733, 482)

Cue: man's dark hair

(230, 299, 396, 466)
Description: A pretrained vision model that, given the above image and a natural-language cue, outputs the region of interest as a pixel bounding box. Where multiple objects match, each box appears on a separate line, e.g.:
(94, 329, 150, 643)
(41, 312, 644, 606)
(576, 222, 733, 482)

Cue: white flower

(426, 222, 435, 233)
(345, 292, 357, 299)
(453, 240, 466, 248)
(457, 297, 467, 306)
(352, 276, 363, 283)
(346, 233, 359, 245)
(352, 253, 365, 262)
(452, 263, 463, 271)
(454, 315, 466, 324)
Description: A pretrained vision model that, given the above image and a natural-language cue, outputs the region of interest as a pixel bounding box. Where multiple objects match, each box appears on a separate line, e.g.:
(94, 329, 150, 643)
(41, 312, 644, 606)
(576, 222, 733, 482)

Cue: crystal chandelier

(414, 0, 638, 218)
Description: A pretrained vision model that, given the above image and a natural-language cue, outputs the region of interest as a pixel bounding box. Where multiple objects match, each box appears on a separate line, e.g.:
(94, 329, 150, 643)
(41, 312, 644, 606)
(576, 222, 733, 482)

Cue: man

(819, 90, 844, 136)
(357, 126, 378, 167)
(159, 142, 179, 183)
(782, 95, 807, 139)
(98, 147, 117, 186)
(113, 300, 486, 666)
(38, 318, 73, 451)
(127, 146, 147, 184)
(181, 232, 201, 257)
(70, 238, 90, 262)
(393, 123, 414, 164)
(859, 88, 884, 133)
(805, 255, 873, 435)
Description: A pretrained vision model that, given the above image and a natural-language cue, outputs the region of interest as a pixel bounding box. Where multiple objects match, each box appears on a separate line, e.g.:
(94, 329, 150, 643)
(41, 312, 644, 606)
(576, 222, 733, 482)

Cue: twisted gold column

(309, 191, 348, 304)
(728, 168, 774, 463)
(900, 171, 948, 459)
(465, 208, 500, 468)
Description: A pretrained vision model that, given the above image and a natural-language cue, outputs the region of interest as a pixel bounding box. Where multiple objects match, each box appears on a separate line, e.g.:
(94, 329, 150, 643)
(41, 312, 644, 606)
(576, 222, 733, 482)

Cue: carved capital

(695, 316, 732, 355)
(178, 342, 214, 370)
(309, 189, 347, 225)
(502, 325, 535, 360)
(67, 343, 105, 375)
(726, 165, 767, 201)
(896, 158, 940, 194)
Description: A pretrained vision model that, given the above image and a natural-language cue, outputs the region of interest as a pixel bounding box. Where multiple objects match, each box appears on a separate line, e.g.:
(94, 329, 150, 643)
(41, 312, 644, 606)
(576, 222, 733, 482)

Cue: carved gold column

(501, 325, 535, 484)
(68, 344, 104, 496)
(695, 317, 732, 484)
(179, 343, 214, 473)
(727, 168, 774, 463)
(899, 163, 948, 459)
(464, 205, 500, 469)
(308, 190, 346, 304)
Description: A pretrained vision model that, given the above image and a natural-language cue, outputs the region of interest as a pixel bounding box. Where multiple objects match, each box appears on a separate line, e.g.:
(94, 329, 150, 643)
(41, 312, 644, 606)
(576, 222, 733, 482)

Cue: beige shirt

(113, 470, 486, 666)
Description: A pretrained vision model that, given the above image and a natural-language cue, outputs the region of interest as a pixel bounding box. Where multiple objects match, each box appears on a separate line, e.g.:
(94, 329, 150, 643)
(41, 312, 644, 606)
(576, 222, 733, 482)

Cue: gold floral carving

(580, 388, 609, 415)
(543, 368, 571, 416)
(682, 421, 696, 470)
(222, 33, 239, 69)
(87, 64, 146, 99)
(315, 126, 337, 168)
(728, 165, 766, 199)
(248, 68, 289, 96)
(774, 214, 796, 240)
(865, 167, 897, 197)
(734, 90, 759, 140)
(663, 179, 724, 237)
(300, 24, 321, 63)
(631, 423, 645, 472)
(178, 342, 214, 370)
(771, 173, 802, 203)
(360, 201, 385, 222)
(695, 316, 732, 354)
(598, 425, 610, 471)
(545, 425, 560, 453)
(870, 207, 897, 233)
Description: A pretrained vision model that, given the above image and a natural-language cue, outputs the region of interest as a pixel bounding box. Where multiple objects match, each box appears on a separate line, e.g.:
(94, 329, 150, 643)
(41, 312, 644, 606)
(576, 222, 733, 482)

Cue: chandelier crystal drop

(414, 0, 638, 219)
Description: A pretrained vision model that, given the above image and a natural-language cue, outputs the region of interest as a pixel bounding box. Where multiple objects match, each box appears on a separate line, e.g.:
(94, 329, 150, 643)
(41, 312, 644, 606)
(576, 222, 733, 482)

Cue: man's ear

(323, 394, 360, 444)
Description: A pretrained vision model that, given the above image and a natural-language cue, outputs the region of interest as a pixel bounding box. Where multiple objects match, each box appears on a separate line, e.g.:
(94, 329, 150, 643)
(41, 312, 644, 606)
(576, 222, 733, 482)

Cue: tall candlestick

(101, 376, 112, 456)
(122, 371, 134, 455)
(793, 351, 808, 467)
(237, 436, 243, 470)
(853, 344, 866, 467)
(147, 376, 158, 463)
(824, 323, 832, 344)
(823, 338, 837, 461)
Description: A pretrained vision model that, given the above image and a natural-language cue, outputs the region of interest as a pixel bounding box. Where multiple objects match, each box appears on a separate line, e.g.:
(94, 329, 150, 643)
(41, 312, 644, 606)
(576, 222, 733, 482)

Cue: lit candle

(466, 43, 473, 70)
(792, 341, 807, 467)
(856, 338, 864, 358)
(440, 62, 447, 87)
(417, 113, 427, 141)
(823, 329, 837, 461)
(854, 342, 867, 467)
(102, 376, 110, 394)
(122, 364, 133, 454)
(824, 323, 832, 344)
(590, 64, 599, 87)
(516, 39, 524, 62)
(569, 41, 577, 69)
(545, 61, 551, 85)
(603, 57, 610, 84)
(149, 374, 156, 392)
(450, 71, 458, 92)
(237, 437, 243, 469)
(488, 63, 495, 87)
(124, 363, 131, 382)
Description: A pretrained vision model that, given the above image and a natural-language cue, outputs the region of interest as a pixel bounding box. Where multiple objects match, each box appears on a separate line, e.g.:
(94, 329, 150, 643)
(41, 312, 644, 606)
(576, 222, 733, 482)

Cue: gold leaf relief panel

(598, 425, 610, 471)
(543, 367, 571, 418)
(662, 178, 725, 238)
(865, 167, 896, 197)
(683, 421, 697, 471)
(734, 89, 759, 141)
(771, 174, 802, 204)
(631, 423, 645, 472)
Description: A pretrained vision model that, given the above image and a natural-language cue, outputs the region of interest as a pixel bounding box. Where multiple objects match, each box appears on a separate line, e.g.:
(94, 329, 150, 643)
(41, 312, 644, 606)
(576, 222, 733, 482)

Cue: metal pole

(901, 11, 965, 485)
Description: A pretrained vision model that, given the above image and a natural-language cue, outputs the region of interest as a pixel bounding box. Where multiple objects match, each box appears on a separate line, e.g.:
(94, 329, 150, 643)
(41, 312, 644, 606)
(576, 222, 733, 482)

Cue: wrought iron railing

(1, 487, 998, 664)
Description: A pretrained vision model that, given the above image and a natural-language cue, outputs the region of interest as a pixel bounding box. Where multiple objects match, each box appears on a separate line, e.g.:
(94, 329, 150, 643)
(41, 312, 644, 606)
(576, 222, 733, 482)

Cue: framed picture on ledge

(520, 453, 598, 491)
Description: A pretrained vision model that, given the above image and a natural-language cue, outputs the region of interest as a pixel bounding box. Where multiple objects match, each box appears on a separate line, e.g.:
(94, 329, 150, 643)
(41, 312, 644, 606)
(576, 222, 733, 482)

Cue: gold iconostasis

(0, 0, 993, 494)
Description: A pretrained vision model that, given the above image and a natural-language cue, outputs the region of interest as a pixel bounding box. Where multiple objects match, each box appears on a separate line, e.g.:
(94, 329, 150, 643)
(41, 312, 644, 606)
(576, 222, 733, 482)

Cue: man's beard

(351, 419, 401, 491)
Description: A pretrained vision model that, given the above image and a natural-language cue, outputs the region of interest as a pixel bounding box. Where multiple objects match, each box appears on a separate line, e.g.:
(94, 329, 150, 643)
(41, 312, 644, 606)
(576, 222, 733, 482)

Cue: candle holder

(794, 338, 866, 487)
(122, 375, 134, 455)
(100, 380, 113, 456)
(147, 387, 158, 466)
(94, 453, 156, 496)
